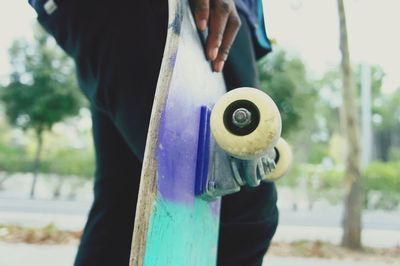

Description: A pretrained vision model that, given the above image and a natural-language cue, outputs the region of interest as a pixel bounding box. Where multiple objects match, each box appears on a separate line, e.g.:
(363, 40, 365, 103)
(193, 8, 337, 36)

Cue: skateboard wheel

(210, 87, 282, 160)
(268, 138, 292, 181)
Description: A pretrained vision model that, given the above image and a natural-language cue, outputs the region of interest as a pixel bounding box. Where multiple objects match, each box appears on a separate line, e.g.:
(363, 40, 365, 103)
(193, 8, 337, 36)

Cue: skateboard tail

(143, 199, 219, 266)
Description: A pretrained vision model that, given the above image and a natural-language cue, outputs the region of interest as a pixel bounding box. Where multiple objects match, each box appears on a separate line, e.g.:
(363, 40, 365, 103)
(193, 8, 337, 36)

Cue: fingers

(190, 0, 241, 72)
(212, 11, 241, 72)
(208, 0, 241, 72)
(190, 0, 210, 32)
(207, 0, 230, 60)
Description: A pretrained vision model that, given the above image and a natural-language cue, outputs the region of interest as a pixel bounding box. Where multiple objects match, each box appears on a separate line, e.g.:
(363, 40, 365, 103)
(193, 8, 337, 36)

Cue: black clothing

(32, 1, 278, 265)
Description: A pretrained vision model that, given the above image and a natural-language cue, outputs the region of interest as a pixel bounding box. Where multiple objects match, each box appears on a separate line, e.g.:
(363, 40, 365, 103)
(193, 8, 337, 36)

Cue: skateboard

(129, 0, 292, 265)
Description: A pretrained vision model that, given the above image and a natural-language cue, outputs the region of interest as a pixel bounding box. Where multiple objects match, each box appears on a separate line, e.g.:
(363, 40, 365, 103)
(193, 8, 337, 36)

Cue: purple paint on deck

(156, 86, 221, 216)
(156, 89, 199, 204)
(154, 5, 225, 215)
(169, 50, 178, 68)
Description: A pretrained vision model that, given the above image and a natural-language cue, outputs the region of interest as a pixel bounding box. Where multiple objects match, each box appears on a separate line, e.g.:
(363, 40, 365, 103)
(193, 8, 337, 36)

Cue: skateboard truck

(195, 88, 292, 201)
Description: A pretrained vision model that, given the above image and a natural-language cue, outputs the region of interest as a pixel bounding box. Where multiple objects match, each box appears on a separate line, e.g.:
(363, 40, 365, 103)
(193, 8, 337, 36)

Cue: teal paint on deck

(143, 197, 220, 266)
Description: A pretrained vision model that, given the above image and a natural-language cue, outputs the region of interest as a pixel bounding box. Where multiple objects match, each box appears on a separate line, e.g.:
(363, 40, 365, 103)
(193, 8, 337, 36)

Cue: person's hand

(190, 0, 241, 72)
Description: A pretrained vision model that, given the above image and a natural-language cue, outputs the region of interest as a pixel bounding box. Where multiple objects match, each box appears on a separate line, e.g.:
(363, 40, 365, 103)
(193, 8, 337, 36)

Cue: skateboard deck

(130, 0, 226, 265)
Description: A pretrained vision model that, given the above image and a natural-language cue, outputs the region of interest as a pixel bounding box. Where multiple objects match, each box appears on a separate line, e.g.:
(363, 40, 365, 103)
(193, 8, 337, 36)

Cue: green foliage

(0, 26, 86, 197)
(363, 161, 400, 191)
(355, 65, 385, 99)
(46, 148, 94, 178)
(0, 142, 31, 173)
(258, 50, 317, 136)
(279, 161, 400, 209)
(278, 163, 345, 205)
(0, 145, 94, 178)
(280, 163, 343, 190)
(372, 88, 400, 130)
(0, 27, 84, 134)
(389, 148, 400, 161)
(310, 63, 400, 163)
(317, 64, 398, 132)
(363, 161, 400, 209)
(307, 143, 329, 164)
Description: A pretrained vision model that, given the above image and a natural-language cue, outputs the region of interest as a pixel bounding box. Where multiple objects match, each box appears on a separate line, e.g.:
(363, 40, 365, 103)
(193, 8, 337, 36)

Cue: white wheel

(210, 87, 282, 160)
(268, 138, 292, 181)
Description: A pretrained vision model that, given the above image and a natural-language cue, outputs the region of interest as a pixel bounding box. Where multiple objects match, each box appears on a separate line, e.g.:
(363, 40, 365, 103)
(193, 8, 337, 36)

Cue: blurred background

(0, 1, 399, 266)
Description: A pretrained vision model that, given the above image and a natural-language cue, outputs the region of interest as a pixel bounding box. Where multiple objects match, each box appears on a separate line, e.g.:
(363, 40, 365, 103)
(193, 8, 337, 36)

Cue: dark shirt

(28, 0, 271, 56)
(236, 0, 258, 29)
(235, 0, 271, 55)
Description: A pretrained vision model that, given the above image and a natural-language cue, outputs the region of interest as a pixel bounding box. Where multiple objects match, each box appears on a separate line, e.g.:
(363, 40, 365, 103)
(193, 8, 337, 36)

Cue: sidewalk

(264, 255, 397, 266)
(0, 243, 76, 266)
(0, 243, 396, 266)
(1, 197, 399, 248)
(273, 225, 400, 249)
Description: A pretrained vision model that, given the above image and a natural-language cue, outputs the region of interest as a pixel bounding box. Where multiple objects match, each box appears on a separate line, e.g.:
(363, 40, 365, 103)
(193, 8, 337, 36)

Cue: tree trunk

(53, 175, 65, 199)
(337, 0, 363, 249)
(30, 130, 43, 199)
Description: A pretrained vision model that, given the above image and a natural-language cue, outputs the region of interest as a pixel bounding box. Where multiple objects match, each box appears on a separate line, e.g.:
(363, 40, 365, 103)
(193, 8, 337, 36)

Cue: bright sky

(0, 0, 399, 92)
(265, 0, 400, 92)
(0, 1, 35, 82)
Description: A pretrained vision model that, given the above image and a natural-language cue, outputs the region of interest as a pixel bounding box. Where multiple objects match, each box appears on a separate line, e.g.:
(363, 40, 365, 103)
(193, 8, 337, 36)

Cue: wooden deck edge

(129, 0, 183, 265)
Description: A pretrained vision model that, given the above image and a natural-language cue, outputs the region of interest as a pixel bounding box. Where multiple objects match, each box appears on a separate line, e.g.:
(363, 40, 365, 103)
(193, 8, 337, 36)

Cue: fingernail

(209, 48, 218, 61)
(199, 19, 207, 31)
(214, 61, 225, 72)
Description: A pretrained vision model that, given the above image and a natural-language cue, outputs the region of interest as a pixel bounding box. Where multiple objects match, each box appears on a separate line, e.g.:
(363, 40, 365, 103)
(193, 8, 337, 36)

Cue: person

(28, 0, 278, 265)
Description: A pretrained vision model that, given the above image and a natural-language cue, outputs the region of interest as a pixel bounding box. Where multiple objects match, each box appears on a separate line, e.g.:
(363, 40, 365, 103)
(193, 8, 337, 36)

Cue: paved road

(0, 197, 89, 231)
(264, 255, 398, 266)
(0, 243, 397, 266)
(0, 197, 90, 215)
(2, 197, 399, 229)
(0, 197, 399, 265)
(273, 225, 400, 248)
(1, 197, 399, 248)
(280, 207, 400, 231)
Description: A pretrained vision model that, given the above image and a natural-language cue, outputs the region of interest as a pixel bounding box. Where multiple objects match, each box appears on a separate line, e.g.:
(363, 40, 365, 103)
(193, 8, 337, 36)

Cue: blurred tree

(259, 49, 328, 165)
(317, 62, 400, 163)
(371, 88, 400, 161)
(258, 49, 317, 137)
(0, 27, 83, 198)
(355, 65, 385, 98)
(337, 0, 362, 250)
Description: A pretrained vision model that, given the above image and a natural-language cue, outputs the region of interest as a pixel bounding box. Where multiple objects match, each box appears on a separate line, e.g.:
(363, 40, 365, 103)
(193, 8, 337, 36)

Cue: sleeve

(256, 0, 272, 53)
